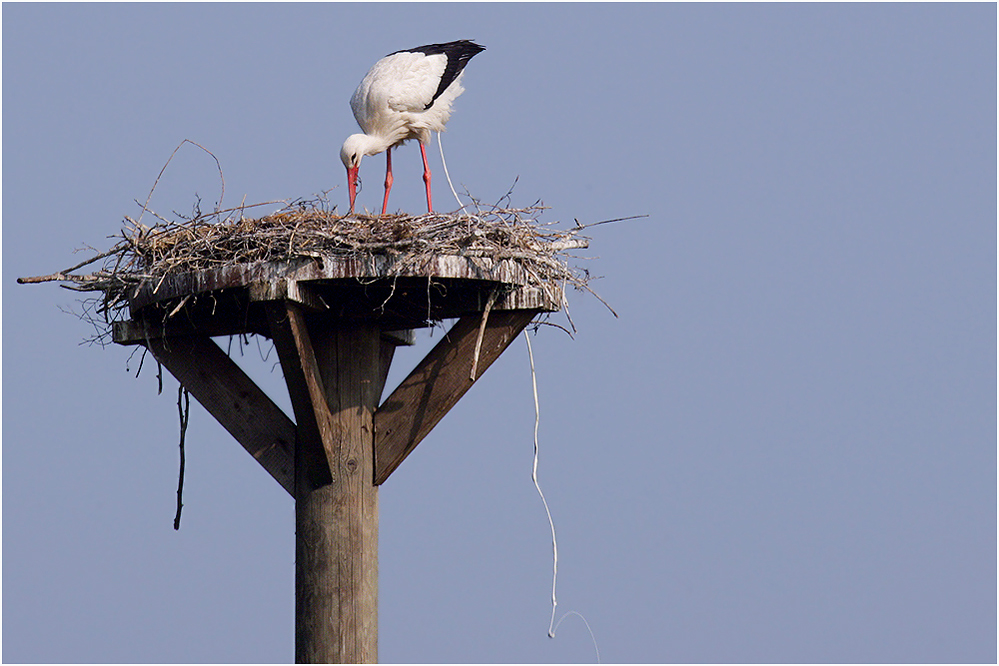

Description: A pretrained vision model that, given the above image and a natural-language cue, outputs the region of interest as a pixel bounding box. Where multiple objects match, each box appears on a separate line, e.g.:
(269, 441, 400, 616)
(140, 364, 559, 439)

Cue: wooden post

(294, 322, 380, 664)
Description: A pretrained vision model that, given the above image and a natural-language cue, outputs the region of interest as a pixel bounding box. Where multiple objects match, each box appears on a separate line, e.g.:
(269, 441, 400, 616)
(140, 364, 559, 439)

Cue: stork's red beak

(347, 165, 359, 213)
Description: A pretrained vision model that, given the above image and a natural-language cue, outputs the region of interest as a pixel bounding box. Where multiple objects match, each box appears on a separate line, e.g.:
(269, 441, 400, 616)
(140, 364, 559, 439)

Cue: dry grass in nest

(20, 193, 614, 339)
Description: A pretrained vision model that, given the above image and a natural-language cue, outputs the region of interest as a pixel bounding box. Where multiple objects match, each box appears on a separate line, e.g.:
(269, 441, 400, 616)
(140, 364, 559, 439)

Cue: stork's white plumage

(340, 40, 485, 215)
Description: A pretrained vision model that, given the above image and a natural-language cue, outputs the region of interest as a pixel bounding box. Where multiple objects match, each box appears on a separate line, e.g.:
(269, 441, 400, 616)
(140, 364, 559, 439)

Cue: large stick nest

(21, 193, 607, 337)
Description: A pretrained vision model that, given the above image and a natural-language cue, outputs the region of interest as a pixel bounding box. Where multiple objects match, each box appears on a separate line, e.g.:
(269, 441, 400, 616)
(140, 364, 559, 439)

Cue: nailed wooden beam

(143, 335, 296, 495)
(113, 314, 269, 344)
(381, 328, 416, 346)
(373, 309, 538, 485)
(265, 303, 337, 492)
(249, 278, 328, 312)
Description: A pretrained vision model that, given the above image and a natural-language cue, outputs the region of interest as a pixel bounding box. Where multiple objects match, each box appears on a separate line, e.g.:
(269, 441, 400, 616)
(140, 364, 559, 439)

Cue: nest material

(20, 198, 598, 334)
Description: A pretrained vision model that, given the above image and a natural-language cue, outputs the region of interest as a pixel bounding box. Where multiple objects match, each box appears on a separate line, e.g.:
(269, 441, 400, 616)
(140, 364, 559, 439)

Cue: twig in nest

(470, 286, 500, 381)
(582, 283, 619, 318)
(531, 318, 575, 339)
(134, 346, 148, 379)
(174, 384, 190, 530)
(16, 245, 126, 284)
(571, 214, 649, 232)
(138, 139, 225, 227)
(167, 295, 191, 319)
(20, 199, 617, 339)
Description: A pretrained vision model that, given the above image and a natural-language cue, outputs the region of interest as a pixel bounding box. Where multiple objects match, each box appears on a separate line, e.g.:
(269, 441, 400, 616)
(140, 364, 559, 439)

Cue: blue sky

(3, 3, 996, 663)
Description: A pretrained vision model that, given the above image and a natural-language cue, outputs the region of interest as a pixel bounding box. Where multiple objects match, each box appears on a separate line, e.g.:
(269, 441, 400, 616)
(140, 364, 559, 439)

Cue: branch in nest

(137, 139, 226, 228)
(19, 199, 621, 340)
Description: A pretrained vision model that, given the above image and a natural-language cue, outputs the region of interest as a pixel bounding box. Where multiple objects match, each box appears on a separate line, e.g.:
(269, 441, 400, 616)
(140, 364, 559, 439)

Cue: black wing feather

(389, 40, 485, 110)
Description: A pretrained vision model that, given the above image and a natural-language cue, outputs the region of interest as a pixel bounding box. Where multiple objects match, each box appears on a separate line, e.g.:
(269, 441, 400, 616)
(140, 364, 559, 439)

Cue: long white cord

(437, 131, 467, 213)
(526, 331, 601, 663)
(553, 611, 601, 664)
(525, 331, 558, 636)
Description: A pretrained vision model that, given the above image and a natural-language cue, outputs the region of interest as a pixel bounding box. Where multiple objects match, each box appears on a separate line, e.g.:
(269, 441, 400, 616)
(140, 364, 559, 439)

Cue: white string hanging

(437, 131, 467, 213)
(525, 331, 600, 663)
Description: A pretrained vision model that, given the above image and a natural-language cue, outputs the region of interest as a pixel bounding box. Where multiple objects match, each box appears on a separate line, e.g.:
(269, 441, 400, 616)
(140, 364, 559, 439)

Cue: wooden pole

(295, 323, 379, 663)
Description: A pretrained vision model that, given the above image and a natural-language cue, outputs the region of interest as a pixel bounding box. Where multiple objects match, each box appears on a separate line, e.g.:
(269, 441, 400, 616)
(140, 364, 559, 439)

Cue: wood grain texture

(128, 255, 561, 312)
(295, 324, 379, 664)
(373, 309, 538, 485)
(144, 335, 295, 495)
(265, 303, 336, 491)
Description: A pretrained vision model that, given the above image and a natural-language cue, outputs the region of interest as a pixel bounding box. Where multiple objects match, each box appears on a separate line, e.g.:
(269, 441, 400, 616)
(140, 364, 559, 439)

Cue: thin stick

(138, 139, 225, 227)
(18, 272, 100, 285)
(583, 284, 619, 318)
(532, 319, 575, 338)
(561, 280, 578, 334)
(470, 287, 499, 380)
(571, 214, 649, 232)
(173, 384, 190, 530)
(142, 198, 286, 222)
(167, 294, 191, 319)
(57, 245, 126, 275)
(493, 176, 520, 211)
(17, 245, 126, 283)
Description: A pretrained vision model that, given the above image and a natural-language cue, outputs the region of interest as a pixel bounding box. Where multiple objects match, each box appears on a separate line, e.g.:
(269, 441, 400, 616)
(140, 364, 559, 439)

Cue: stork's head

(340, 134, 368, 213)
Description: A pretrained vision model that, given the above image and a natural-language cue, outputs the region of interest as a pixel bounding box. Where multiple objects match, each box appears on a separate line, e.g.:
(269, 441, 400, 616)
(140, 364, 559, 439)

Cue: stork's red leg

(420, 142, 433, 213)
(382, 147, 394, 216)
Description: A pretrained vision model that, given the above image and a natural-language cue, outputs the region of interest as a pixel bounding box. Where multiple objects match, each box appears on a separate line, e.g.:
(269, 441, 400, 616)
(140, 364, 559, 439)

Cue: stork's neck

(350, 132, 397, 157)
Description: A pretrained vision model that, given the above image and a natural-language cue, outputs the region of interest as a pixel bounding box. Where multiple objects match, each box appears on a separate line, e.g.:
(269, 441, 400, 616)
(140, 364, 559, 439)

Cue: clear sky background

(3, 3, 996, 664)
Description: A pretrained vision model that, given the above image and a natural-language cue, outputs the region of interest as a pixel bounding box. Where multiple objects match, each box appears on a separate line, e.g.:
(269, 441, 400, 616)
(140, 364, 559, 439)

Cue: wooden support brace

(114, 317, 269, 345)
(265, 302, 338, 491)
(142, 335, 296, 495)
(373, 309, 538, 484)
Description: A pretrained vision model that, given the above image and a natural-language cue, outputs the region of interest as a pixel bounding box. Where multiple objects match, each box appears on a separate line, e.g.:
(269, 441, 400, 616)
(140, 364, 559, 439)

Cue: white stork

(340, 40, 485, 215)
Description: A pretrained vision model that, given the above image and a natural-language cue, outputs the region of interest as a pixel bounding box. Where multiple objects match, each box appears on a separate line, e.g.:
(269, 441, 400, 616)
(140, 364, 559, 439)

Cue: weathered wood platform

(105, 252, 559, 663)
(113, 253, 561, 344)
(112, 253, 560, 491)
